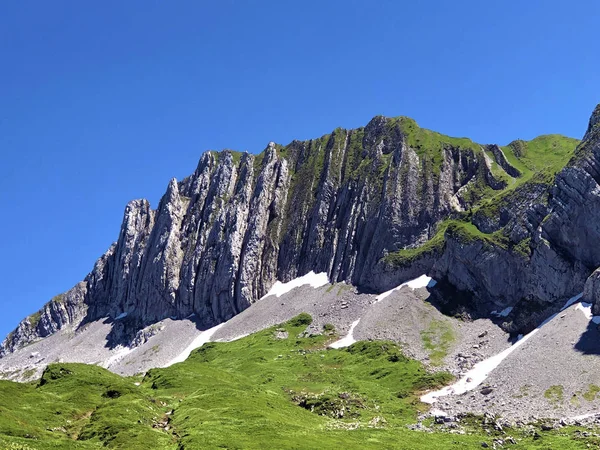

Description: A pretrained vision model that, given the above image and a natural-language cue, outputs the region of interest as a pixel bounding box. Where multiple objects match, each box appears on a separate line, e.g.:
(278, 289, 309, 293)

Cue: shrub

(288, 313, 313, 327)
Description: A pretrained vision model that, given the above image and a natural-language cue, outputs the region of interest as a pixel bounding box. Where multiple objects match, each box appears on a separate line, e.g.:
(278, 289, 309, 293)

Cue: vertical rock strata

(5, 107, 600, 355)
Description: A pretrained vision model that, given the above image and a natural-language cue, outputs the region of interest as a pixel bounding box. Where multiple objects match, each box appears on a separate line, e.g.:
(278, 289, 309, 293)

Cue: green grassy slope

(384, 134, 579, 266)
(0, 315, 598, 449)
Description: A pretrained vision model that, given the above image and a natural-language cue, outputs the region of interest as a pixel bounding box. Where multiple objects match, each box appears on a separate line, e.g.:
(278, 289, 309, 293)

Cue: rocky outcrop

(583, 268, 600, 315)
(2, 107, 596, 354)
(428, 105, 600, 330)
(486, 144, 521, 178)
(0, 282, 88, 356)
(2, 116, 509, 353)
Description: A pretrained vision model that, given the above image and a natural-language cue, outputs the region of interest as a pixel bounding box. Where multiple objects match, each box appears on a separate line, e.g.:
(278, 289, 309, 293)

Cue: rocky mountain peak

(1, 109, 590, 355)
(584, 103, 600, 142)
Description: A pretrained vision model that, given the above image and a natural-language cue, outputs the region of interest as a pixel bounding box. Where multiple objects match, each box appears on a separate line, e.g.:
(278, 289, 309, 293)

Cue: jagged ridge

(1, 113, 583, 355)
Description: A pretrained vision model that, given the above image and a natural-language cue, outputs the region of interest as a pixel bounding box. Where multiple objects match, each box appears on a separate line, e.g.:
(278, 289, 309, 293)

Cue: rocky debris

(212, 283, 372, 343)
(424, 302, 600, 421)
(273, 328, 289, 339)
(292, 390, 366, 419)
(367, 416, 387, 428)
(130, 324, 165, 348)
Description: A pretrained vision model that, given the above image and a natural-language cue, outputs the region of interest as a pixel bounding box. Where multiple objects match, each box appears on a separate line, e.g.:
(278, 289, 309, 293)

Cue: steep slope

(4, 114, 549, 355)
(379, 125, 596, 333)
(1, 316, 598, 450)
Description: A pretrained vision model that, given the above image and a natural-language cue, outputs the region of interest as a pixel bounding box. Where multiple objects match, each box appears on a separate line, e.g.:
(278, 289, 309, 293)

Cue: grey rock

(584, 268, 600, 315)
(3, 105, 600, 355)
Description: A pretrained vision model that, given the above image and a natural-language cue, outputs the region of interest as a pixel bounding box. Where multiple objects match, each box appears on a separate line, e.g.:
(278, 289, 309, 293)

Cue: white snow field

(375, 275, 436, 302)
(421, 329, 537, 403)
(329, 319, 361, 349)
(166, 323, 225, 367)
(260, 271, 329, 299)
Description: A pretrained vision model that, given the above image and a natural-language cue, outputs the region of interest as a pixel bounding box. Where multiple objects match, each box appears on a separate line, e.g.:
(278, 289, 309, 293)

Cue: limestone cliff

(2, 110, 591, 355)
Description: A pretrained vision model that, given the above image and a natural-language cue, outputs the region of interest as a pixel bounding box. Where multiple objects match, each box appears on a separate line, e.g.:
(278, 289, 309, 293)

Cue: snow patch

(375, 275, 436, 302)
(571, 412, 600, 421)
(575, 302, 600, 324)
(576, 302, 593, 319)
(422, 292, 590, 404)
(429, 408, 448, 417)
(165, 323, 225, 367)
(103, 345, 133, 368)
(261, 271, 329, 300)
(329, 320, 360, 349)
(114, 312, 128, 320)
(421, 327, 539, 403)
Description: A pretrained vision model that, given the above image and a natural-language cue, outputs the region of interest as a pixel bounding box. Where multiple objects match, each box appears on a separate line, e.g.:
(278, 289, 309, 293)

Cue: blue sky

(0, 1, 598, 339)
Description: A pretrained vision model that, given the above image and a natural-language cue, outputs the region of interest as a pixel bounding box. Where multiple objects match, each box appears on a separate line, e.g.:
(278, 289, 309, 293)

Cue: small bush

(288, 313, 313, 327)
(395, 389, 411, 399)
(39, 366, 72, 386)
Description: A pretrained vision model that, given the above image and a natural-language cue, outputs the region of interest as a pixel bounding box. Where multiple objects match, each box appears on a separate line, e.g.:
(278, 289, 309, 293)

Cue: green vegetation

(393, 116, 480, 181)
(0, 364, 175, 449)
(0, 315, 598, 448)
(545, 385, 565, 406)
(383, 221, 448, 267)
(583, 384, 600, 402)
(384, 133, 578, 268)
(420, 319, 456, 366)
(287, 312, 312, 327)
(504, 135, 579, 175)
(322, 323, 335, 333)
(512, 384, 531, 399)
(28, 312, 42, 328)
(474, 135, 579, 219)
(384, 219, 517, 267)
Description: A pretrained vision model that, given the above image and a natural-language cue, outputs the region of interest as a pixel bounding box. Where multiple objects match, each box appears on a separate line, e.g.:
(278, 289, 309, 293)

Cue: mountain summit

(2, 109, 593, 360)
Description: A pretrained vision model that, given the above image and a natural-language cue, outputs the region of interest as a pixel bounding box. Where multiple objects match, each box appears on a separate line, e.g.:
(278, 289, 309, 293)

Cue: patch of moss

(322, 323, 335, 333)
(393, 116, 482, 181)
(513, 237, 532, 257)
(583, 384, 600, 402)
(384, 218, 515, 268)
(287, 313, 313, 327)
(420, 319, 456, 366)
(28, 312, 42, 329)
(544, 385, 564, 406)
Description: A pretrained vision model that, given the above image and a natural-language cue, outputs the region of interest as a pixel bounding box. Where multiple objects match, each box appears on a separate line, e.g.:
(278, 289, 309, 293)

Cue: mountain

(2, 110, 590, 356)
(4, 106, 600, 449)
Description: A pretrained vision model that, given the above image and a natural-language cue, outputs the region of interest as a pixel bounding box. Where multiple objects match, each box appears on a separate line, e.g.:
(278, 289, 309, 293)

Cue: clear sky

(0, 1, 598, 339)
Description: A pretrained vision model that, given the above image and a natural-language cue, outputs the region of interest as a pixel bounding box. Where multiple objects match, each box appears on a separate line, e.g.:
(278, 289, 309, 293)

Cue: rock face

(425, 104, 600, 330)
(2, 108, 598, 355)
